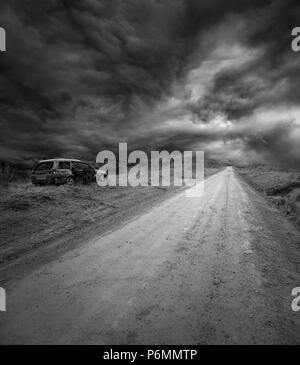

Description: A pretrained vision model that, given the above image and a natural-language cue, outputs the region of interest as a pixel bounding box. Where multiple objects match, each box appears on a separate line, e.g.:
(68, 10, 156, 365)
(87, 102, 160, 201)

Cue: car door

(34, 161, 54, 182)
(57, 161, 72, 182)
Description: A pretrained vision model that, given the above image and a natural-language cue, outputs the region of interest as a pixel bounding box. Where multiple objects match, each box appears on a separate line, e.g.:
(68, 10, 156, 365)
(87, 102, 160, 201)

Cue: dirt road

(0, 167, 300, 344)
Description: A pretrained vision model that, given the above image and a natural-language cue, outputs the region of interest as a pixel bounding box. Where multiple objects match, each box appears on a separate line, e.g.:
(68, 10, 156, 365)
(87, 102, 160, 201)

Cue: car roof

(38, 158, 82, 163)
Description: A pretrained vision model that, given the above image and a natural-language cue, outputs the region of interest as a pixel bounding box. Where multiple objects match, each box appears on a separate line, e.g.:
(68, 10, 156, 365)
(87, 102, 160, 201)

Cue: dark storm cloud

(204, 0, 300, 117)
(242, 122, 300, 168)
(0, 0, 299, 166)
(185, 0, 300, 166)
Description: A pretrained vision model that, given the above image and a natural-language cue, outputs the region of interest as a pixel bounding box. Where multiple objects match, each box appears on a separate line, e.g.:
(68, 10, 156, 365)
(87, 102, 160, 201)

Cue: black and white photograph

(0, 0, 300, 350)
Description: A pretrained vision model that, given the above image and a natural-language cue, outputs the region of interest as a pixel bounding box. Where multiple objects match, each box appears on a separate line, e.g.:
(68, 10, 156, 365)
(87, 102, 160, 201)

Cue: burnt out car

(31, 159, 96, 185)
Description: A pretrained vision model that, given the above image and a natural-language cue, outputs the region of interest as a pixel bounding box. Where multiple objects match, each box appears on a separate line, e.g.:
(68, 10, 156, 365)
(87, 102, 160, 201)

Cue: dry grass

(237, 165, 300, 227)
(0, 167, 221, 264)
(0, 182, 175, 263)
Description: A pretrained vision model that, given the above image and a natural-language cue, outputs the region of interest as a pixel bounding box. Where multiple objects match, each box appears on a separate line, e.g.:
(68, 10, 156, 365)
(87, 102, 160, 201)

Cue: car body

(31, 158, 96, 185)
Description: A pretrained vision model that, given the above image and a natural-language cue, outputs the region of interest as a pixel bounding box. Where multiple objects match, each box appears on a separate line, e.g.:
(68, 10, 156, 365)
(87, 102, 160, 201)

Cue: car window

(58, 161, 71, 169)
(35, 162, 53, 171)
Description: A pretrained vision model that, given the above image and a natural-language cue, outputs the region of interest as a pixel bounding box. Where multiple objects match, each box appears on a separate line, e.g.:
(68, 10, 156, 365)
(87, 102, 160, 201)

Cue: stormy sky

(0, 0, 300, 166)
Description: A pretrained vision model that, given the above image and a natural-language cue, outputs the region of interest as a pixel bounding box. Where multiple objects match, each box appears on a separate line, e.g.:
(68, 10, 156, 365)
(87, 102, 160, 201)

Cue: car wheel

(66, 176, 75, 185)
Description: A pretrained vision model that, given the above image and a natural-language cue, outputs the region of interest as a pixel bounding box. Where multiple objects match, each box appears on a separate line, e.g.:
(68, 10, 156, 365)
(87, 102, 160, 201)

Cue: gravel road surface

(0, 167, 299, 344)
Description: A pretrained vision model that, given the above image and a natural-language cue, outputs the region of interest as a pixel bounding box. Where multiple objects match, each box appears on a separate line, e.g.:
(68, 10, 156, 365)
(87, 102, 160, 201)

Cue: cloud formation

(0, 0, 299, 166)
